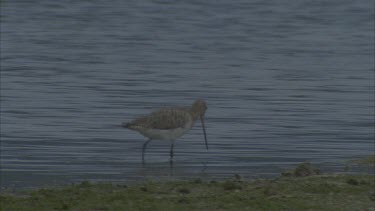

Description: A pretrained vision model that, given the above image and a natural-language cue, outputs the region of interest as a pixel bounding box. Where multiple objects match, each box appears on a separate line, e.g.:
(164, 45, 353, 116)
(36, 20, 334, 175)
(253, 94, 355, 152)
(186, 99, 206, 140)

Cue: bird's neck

(190, 110, 200, 121)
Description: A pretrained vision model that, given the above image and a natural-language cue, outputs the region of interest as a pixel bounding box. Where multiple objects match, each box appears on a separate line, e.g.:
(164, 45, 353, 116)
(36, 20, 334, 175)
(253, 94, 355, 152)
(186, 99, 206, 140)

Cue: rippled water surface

(1, 0, 374, 188)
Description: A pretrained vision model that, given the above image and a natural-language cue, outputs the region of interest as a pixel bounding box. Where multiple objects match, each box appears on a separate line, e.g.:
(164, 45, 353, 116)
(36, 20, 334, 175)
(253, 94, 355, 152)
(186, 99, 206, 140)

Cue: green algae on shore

(348, 155, 375, 165)
(281, 162, 320, 177)
(1, 174, 374, 211)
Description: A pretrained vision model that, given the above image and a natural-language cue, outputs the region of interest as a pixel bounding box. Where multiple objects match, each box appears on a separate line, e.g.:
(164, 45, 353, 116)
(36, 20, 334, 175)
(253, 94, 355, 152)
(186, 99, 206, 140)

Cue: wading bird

(122, 99, 208, 164)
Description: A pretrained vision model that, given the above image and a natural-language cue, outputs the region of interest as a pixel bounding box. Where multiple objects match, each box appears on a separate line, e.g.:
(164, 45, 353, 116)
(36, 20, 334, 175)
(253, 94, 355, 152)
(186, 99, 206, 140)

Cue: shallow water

(1, 0, 374, 188)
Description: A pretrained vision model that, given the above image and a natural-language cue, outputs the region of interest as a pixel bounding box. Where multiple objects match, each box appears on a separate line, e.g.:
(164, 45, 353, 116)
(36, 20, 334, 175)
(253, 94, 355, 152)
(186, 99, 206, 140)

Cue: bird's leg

(169, 141, 175, 167)
(169, 141, 175, 161)
(170, 158, 174, 168)
(142, 139, 152, 164)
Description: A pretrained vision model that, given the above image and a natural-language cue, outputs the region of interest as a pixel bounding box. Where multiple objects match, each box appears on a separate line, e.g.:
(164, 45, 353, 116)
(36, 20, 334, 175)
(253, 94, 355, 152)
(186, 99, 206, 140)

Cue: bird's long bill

(200, 115, 208, 150)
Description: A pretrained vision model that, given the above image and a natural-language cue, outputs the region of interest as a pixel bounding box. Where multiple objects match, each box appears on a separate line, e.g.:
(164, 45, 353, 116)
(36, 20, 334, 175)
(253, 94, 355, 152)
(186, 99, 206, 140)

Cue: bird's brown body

(122, 99, 208, 163)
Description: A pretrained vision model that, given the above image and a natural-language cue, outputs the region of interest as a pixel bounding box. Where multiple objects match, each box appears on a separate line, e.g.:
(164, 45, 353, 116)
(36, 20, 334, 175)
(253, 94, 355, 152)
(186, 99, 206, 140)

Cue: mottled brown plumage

(124, 107, 192, 130)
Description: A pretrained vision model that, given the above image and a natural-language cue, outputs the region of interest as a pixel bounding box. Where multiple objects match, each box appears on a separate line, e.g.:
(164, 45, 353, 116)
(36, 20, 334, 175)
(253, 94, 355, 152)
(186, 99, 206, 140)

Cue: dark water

(1, 0, 374, 189)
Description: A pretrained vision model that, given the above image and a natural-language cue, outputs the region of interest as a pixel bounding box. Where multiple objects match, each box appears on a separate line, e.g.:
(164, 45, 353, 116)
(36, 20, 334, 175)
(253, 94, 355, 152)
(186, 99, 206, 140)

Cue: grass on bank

(1, 173, 374, 211)
(347, 155, 375, 165)
(1, 160, 374, 211)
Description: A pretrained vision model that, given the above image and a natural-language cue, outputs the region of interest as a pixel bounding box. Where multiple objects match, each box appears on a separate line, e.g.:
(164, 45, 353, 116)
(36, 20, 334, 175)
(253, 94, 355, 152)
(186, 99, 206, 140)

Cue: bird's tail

(122, 122, 140, 130)
(121, 122, 131, 128)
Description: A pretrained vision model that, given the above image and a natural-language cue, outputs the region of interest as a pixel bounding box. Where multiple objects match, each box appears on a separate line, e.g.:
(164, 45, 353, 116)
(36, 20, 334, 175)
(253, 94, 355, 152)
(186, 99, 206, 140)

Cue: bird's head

(192, 99, 207, 117)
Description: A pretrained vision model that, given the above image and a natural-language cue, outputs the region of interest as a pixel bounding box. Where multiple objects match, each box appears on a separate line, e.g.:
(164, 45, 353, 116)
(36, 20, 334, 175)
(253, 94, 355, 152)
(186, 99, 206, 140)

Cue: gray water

(1, 0, 374, 189)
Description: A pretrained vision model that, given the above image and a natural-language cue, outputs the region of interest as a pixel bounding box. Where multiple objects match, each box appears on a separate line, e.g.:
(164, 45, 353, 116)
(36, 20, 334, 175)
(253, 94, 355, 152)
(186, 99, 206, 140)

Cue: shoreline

(1, 158, 374, 210)
(1, 172, 374, 210)
(1, 174, 374, 210)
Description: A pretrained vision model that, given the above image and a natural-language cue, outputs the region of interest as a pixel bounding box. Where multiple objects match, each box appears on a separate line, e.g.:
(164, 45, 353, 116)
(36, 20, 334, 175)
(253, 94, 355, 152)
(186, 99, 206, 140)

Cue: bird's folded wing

(130, 108, 191, 130)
